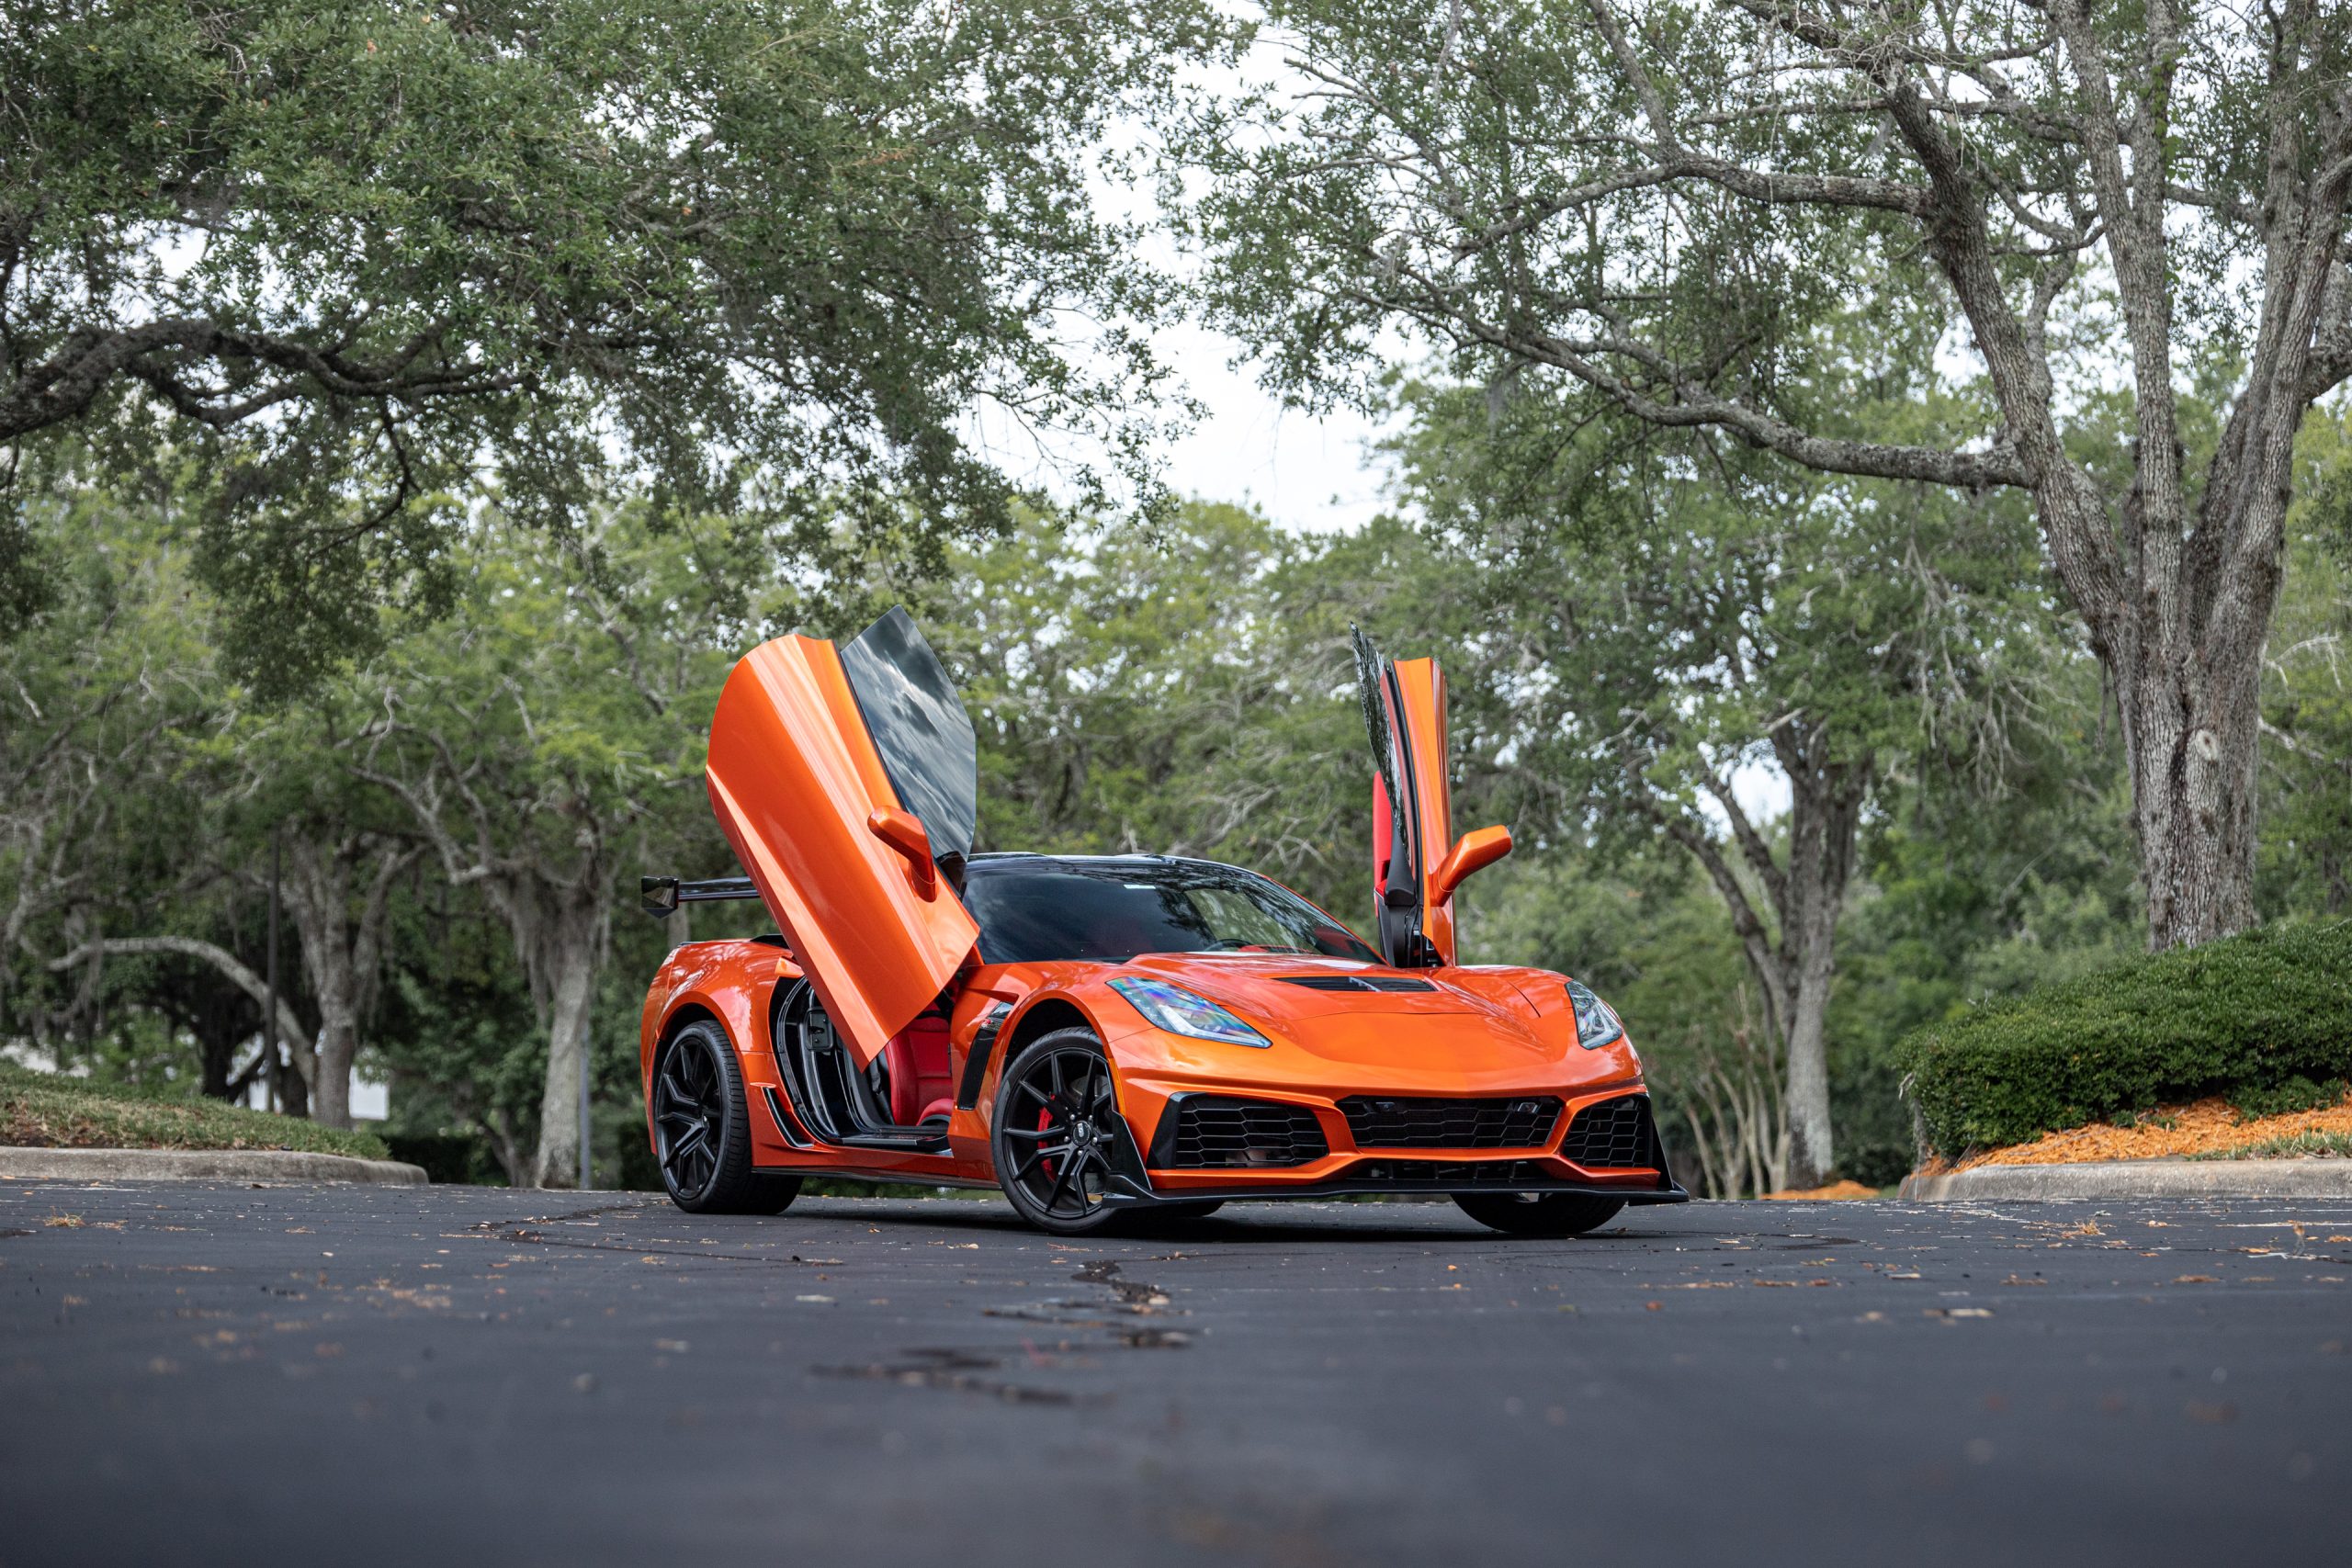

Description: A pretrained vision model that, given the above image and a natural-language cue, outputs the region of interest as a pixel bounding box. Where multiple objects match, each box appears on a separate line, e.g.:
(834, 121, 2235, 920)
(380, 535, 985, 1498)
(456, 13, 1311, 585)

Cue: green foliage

(0, 1058, 387, 1159)
(1897, 923, 2352, 1156)
(2258, 411, 2352, 917)
(2226, 1076, 2347, 1123)
(919, 503, 1437, 920)
(5, 0, 1225, 692)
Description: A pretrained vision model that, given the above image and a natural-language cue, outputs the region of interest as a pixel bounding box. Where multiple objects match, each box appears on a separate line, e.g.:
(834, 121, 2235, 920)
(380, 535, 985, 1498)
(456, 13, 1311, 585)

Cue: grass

(0, 1059, 389, 1160)
(2187, 1130, 2352, 1162)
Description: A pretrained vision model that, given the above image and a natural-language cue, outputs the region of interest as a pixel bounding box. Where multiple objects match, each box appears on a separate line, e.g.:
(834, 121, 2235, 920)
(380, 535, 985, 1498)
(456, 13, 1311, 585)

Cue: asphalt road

(4, 1180, 2347, 1566)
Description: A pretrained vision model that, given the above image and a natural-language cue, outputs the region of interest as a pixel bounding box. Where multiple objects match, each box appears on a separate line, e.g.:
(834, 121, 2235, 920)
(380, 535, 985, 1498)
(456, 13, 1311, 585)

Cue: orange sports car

(637, 611, 1686, 1235)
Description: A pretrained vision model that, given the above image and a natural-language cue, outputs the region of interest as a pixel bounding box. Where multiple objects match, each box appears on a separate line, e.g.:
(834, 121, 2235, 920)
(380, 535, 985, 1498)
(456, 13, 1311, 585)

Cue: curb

(0, 1146, 427, 1186)
(1900, 1158, 2352, 1201)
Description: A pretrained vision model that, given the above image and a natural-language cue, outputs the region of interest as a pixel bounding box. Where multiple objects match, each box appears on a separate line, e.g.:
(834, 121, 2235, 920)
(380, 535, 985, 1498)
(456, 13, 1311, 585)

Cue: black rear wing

(638, 875, 763, 919)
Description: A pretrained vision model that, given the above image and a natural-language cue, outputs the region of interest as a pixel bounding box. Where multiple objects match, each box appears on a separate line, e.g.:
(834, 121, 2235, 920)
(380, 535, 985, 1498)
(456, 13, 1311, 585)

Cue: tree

(184, 721, 424, 1131)
(913, 502, 1423, 919)
(1385, 372, 2053, 1183)
(1, 0, 1218, 690)
(357, 506, 751, 1186)
(1180, 0, 2352, 950)
(0, 484, 232, 1067)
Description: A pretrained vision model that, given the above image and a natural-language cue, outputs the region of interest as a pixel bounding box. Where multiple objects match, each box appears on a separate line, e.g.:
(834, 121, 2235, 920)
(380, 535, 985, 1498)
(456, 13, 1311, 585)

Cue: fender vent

(1153, 1097, 1329, 1169)
(1339, 1095, 1563, 1149)
(1280, 974, 1437, 992)
(1558, 1094, 1663, 1169)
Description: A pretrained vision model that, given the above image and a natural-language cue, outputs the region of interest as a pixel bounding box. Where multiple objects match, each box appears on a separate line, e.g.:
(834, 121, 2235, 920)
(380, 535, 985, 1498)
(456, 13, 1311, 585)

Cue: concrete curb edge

(1900, 1157, 2352, 1201)
(0, 1146, 427, 1186)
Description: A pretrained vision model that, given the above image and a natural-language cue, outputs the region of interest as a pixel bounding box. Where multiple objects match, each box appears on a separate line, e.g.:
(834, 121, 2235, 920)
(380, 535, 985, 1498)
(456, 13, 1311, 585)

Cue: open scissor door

(705, 609, 980, 1066)
(1352, 627, 1458, 966)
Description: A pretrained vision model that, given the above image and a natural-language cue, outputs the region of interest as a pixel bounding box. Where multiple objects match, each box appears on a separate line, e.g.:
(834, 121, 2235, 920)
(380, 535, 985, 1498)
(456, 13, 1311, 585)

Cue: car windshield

(960, 857, 1381, 964)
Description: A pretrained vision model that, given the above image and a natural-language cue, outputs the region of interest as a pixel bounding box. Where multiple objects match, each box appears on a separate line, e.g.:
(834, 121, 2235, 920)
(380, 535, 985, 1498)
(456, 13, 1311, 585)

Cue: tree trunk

(530, 919, 602, 1189)
(2124, 653, 2264, 950)
(1770, 739, 1863, 1190)
(276, 834, 417, 1131)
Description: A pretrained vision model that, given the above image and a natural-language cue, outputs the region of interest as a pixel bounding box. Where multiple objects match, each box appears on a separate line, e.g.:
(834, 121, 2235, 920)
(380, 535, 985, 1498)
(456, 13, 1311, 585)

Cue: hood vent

(1281, 974, 1437, 993)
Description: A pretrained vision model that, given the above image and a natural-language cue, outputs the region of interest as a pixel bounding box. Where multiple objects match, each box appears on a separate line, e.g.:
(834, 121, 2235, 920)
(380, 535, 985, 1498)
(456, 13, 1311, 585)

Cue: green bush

(1895, 920, 2352, 1155)
(2226, 1075, 2347, 1122)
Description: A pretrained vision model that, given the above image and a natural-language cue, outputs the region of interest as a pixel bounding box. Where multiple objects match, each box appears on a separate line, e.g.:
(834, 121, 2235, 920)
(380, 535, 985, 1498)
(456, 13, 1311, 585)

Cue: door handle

(867, 808, 939, 899)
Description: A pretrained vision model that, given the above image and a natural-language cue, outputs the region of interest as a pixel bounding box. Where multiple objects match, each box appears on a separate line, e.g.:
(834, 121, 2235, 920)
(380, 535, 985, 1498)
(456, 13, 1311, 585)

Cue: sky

(1145, 320, 1396, 535)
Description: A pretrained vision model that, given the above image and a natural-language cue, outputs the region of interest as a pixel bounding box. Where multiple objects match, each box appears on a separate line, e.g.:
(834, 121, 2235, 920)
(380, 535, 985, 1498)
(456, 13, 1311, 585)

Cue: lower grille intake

(1558, 1094, 1662, 1169)
(1346, 1159, 1553, 1189)
(1153, 1097, 1329, 1169)
(1339, 1094, 1563, 1149)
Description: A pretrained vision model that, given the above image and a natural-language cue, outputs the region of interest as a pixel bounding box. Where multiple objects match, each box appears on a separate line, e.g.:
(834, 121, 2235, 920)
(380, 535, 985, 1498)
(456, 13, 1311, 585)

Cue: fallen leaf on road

(43, 1213, 83, 1228)
(2174, 1275, 2219, 1284)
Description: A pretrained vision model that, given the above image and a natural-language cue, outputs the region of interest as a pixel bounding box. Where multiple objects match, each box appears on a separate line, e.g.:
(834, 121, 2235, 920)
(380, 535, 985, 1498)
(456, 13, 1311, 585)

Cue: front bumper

(1097, 1081, 1690, 1207)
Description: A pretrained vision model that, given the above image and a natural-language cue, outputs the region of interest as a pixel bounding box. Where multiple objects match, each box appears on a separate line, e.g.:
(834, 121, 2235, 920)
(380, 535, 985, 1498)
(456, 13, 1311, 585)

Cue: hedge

(1895, 920, 2352, 1156)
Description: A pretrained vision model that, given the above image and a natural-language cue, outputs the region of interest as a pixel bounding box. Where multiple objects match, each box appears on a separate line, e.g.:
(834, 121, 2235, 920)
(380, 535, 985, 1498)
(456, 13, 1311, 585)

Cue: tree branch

(49, 936, 314, 1084)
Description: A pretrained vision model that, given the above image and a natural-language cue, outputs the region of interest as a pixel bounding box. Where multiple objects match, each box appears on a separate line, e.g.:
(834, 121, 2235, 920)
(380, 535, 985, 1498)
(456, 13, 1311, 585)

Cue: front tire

(991, 1027, 1128, 1235)
(1453, 1191, 1624, 1237)
(652, 1021, 800, 1216)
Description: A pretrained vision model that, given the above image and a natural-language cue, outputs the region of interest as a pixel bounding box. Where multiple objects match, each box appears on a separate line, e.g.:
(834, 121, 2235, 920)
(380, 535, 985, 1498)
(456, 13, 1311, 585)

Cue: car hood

(1107, 953, 1620, 1089)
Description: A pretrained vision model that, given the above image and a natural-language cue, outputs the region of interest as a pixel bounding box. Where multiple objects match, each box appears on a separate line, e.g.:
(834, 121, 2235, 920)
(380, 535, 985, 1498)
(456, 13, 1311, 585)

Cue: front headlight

(1108, 977, 1270, 1048)
(1566, 978, 1624, 1050)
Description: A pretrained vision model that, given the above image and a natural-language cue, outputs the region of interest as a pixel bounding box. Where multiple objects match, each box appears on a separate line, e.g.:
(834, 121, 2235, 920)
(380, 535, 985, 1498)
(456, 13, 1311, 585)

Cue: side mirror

(639, 875, 681, 918)
(1430, 825, 1512, 907)
(867, 807, 939, 899)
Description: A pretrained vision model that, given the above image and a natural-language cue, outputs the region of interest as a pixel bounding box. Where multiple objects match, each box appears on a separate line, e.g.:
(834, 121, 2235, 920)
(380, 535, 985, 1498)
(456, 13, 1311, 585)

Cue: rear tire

(1453, 1191, 1623, 1237)
(652, 1021, 802, 1216)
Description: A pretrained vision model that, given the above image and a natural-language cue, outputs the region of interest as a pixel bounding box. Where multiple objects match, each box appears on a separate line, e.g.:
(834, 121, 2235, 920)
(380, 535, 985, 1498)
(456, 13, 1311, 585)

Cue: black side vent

(1280, 974, 1438, 993)
(1151, 1097, 1329, 1169)
(1339, 1095, 1563, 1150)
(1558, 1094, 1663, 1170)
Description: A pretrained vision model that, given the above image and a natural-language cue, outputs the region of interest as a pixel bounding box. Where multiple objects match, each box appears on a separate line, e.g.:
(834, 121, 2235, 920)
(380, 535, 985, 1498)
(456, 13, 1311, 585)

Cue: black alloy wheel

(1453, 1190, 1624, 1237)
(653, 1020, 800, 1216)
(990, 1028, 1131, 1235)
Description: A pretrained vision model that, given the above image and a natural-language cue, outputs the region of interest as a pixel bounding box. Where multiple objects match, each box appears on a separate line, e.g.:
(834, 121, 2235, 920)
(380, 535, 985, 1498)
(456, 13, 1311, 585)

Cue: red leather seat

(881, 1014, 955, 1127)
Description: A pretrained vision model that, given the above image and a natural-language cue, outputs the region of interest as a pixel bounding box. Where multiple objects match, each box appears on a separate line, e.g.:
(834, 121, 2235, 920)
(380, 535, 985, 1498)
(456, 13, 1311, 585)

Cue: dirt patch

(1921, 1095, 2352, 1174)
(1758, 1179, 1878, 1201)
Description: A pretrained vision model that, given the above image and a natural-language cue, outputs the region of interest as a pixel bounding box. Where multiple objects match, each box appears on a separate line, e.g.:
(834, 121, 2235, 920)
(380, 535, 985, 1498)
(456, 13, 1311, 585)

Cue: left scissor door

(705, 614, 980, 1066)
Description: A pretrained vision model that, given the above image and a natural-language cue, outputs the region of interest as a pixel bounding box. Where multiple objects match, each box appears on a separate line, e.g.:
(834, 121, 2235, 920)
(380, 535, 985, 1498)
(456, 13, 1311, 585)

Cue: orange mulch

(1758, 1179, 1879, 1201)
(1919, 1095, 2352, 1175)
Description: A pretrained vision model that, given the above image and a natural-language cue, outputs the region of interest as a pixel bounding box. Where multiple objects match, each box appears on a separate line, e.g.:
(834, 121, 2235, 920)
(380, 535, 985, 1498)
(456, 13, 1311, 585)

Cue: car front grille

(1338, 1095, 1564, 1149)
(1558, 1094, 1662, 1169)
(1279, 974, 1438, 992)
(1155, 1097, 1329, 1169)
